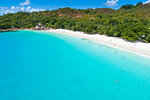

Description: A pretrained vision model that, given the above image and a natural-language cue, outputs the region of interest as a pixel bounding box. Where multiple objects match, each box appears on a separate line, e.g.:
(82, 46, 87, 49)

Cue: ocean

(0, 30, 150, 100)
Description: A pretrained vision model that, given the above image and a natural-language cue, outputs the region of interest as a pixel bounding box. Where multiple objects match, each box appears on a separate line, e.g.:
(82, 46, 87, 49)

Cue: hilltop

(0, 2, 150, 42)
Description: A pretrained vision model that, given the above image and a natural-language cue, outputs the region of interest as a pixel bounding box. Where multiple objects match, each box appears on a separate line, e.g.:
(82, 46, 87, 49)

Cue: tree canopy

(0, 3, 150, 43)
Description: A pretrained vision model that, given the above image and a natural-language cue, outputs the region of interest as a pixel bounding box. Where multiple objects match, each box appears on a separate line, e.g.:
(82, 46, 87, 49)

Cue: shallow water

(0, 30, 150, 100)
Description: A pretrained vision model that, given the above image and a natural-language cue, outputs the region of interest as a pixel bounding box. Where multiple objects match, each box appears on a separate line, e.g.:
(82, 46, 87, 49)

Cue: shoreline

(1, 28, 150, 58)
(0, 28, 52, 32)
(46, 29, 150, 58)
(0, 28, 31, 32)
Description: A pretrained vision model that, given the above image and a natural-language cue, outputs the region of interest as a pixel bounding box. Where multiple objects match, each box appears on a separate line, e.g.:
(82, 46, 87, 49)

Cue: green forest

(0, 2, 150, 43)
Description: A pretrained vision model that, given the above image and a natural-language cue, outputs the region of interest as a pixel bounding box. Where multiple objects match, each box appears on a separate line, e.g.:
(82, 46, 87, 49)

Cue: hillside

(0, 2, 150, 42)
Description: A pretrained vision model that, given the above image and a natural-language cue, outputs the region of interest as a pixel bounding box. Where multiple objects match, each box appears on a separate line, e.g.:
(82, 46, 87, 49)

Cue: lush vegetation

(0, 2, 150, 42)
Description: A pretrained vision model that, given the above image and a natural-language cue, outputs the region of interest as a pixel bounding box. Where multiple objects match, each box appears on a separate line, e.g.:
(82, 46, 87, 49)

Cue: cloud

(4, 6, 26, 14)
(20, 0, 30, 6)
(0, 6, 45, 15)
(0, 7, 7, 11)
(0, 7, 8, 15)
(25, 6, 45, 12)
(0, 0, 46, 15)
(29, 8, 45, 12)
(104, 0, 119, 7)
(143, 0, 150, 4)
(26, 6, 31, 11)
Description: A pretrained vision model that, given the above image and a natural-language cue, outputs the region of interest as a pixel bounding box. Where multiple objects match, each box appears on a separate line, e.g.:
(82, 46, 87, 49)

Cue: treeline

(0, 2, 150, 42)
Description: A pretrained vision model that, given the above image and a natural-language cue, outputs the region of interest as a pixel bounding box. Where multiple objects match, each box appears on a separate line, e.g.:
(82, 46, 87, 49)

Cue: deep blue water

(0, 30, 150, 100)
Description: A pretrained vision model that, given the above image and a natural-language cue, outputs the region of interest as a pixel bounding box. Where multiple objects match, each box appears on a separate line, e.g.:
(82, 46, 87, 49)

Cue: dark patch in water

(98, 45, 106, 48)
(122, 57, 126, 59)
(81, 38, 87, 40)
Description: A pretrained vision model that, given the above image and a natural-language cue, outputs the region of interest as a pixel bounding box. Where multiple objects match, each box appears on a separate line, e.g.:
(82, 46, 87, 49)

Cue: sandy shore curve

(46, 29, 150, 58)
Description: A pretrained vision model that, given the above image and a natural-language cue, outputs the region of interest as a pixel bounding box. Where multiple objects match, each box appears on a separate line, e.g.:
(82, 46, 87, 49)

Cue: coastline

(1, 28, 150, 58)
(0, 28, 31, 32)
(47, 29, 150, 58)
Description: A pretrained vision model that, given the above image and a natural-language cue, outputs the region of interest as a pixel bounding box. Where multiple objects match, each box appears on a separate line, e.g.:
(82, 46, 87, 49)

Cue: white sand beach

(47, 29, 150, 58)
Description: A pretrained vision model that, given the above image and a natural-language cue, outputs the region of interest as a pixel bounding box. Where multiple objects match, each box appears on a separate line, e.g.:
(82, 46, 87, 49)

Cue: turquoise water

(0, 30, 150, 100)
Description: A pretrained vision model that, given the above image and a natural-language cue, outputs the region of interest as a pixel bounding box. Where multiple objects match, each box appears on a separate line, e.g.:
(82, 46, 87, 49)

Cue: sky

(0, 0, 150, 15)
